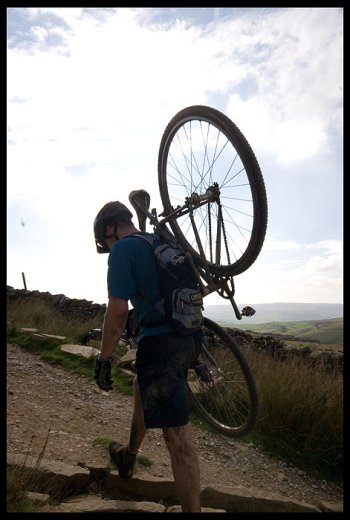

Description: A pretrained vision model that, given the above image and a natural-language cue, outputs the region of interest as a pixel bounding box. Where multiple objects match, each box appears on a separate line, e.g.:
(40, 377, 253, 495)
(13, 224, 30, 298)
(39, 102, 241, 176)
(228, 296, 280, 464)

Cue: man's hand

(94, 357, 114, 392)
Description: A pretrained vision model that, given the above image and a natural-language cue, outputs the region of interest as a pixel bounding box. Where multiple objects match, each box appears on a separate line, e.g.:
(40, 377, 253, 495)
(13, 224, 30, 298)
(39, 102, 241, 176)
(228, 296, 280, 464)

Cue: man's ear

(105, 225, 115, 238)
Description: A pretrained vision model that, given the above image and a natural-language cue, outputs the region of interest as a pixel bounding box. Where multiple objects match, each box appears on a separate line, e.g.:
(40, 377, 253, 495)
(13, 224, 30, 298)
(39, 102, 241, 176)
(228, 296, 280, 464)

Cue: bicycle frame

(129, 189, 254, 320)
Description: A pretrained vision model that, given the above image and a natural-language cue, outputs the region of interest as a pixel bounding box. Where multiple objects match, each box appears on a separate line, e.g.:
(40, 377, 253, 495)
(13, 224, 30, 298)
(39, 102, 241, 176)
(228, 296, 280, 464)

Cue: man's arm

(99, 296, 129, 360)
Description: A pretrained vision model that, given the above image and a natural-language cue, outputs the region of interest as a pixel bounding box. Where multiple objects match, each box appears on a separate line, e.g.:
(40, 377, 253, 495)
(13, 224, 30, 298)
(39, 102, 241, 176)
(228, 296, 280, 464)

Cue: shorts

(135, 331, 202, 429)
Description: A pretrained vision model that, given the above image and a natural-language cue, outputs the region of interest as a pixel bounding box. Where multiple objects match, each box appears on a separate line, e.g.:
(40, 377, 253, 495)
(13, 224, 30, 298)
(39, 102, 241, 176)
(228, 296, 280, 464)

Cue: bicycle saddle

(129, 189, 151, 232)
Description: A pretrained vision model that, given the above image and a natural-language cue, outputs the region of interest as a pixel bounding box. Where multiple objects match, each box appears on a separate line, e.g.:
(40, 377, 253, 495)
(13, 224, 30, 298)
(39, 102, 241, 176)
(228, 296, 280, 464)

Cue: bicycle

(130, 106, 268, 438)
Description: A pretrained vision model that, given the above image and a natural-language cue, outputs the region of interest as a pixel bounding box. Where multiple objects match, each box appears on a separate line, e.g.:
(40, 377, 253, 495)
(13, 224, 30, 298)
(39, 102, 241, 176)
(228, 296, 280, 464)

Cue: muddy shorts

(135, 331, 202, 429)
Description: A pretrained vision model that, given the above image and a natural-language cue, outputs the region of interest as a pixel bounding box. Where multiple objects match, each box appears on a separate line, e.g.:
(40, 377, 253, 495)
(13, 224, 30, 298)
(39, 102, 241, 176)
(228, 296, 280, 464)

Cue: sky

(7, 7, 343, 307)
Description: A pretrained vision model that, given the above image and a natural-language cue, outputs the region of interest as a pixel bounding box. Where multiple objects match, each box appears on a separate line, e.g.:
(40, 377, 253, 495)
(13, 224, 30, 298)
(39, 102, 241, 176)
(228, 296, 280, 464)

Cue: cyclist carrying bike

(93, 200, 203, 512)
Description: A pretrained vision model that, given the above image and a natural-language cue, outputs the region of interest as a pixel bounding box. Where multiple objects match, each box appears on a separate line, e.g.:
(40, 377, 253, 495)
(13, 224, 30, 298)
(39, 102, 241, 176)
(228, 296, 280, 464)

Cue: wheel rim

(187, 321, 258, 436)
(159, 115, 261, 274)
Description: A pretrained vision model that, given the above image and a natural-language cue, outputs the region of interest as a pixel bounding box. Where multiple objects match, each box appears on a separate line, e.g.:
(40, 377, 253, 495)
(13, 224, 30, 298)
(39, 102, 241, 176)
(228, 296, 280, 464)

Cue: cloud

(7, 8, 342, 167)
(233, 236, 343, 304)
(223, 8, 343, 165)
(306, 239, 343, 255)
(263, 238, 302, 252)
(7, 8, 343, 306)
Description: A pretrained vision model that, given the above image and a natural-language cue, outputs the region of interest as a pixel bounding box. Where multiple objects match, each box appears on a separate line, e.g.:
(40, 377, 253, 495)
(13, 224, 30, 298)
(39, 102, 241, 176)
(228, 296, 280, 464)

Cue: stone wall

(7, 286, 342, 370)
(226, 328, 343, 371)
(6, 286, 106, 324)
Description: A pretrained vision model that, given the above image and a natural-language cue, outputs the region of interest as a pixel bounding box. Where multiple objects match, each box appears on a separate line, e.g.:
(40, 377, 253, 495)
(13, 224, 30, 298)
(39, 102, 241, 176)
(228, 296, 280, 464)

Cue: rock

(61, 344, 99, 358)
(200, 485, 321, 513)
(7, 454, 335, 513)
(53, 495, 166, 513)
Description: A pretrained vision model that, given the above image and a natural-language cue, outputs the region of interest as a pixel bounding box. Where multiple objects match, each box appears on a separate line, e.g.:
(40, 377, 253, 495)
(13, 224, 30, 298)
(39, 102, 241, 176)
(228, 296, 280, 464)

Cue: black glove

(94, 357, 113, 392)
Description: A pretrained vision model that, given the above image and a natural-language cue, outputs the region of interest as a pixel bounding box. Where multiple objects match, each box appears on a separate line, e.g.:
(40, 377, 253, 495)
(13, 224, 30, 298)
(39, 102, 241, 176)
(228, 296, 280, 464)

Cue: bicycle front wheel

(186, 317, 259, 438)
(158, 105, 268, 277)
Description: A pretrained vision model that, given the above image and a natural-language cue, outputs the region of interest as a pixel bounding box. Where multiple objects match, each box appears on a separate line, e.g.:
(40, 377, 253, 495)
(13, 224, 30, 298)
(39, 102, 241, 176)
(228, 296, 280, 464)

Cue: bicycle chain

(208, 202, 213, 263)
(218, 201, 231, 266)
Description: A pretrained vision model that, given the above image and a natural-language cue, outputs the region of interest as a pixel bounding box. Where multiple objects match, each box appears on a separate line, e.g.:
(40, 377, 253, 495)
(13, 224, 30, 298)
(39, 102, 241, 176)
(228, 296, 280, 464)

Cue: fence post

(21, 272, 27, 291)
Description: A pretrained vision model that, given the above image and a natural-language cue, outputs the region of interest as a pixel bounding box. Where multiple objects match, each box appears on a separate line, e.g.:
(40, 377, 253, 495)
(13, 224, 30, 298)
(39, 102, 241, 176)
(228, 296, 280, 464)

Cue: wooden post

(21, 272, 27, 291)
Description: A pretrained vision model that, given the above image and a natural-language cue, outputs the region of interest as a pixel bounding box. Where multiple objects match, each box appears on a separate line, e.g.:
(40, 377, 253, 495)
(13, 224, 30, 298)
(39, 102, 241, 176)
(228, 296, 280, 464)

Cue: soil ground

(6, 342, 343, 508)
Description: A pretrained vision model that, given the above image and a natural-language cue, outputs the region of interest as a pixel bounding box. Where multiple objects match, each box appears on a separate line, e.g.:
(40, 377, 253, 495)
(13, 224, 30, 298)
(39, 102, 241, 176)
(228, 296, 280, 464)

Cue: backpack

(133, 233, 204, 335)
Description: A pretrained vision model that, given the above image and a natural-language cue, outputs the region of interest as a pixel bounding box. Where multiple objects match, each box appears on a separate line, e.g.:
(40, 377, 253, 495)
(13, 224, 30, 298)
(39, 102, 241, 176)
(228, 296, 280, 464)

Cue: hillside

(7, 342, 343, 511)
(233, 317, 343, 347)
(203, 302, 343, 325)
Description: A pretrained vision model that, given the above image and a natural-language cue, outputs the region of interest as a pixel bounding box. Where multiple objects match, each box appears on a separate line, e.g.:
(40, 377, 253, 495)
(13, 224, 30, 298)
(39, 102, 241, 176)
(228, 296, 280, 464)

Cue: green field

(233, 317, 343, 348)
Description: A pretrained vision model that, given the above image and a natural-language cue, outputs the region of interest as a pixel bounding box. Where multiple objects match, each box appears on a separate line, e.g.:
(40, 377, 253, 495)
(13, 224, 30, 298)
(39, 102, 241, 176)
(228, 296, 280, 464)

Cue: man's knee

(162, 423, 192, 451)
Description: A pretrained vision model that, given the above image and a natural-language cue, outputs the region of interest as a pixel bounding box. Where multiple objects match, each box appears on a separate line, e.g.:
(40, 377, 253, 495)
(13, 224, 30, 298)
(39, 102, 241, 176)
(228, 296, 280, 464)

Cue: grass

(7, 467, 51, 513)
(7, 431, 52, 513)
(235, 317, 343, 346)
(245, 346, 343, 482)
(7, 297, 103, 343)
(136, 453, 153, 468)
(92, 437, 153, 471)
(7, 431, 154, 512)
(7, 298, 343, 487)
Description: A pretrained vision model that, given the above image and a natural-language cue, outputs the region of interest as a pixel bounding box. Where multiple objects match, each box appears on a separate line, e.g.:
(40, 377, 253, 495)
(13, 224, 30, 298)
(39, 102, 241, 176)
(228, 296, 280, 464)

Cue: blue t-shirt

(107, 232, 173, 340)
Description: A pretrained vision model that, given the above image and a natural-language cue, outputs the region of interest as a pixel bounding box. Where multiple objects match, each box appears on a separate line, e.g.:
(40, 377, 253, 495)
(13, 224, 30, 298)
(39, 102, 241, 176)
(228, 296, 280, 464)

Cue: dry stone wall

(7, 286, 342, 370)
(226, 328, 343, 371)
(6, 286, 106, 324)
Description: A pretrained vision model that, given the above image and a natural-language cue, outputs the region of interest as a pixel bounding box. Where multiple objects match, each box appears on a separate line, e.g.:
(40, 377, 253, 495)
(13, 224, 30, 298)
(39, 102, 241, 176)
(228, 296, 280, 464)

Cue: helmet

(94, 201, 133, 253)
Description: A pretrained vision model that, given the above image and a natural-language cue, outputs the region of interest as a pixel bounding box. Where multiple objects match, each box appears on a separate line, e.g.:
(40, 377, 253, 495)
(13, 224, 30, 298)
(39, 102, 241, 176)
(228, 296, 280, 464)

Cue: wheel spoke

(186, 318, 258, 437)
(158, 105, 267, 276)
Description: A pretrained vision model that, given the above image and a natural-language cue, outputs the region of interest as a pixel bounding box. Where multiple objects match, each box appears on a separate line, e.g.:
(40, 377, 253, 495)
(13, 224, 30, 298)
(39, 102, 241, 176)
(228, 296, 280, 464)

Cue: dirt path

(6, 342, 342, 508)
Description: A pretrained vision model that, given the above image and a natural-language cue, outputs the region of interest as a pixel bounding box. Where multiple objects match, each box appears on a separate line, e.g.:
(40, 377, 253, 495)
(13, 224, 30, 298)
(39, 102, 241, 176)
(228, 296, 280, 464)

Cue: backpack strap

(128, 233, 168, 327)
(129, 233, 157, 305)
(130, 232, 156, 247)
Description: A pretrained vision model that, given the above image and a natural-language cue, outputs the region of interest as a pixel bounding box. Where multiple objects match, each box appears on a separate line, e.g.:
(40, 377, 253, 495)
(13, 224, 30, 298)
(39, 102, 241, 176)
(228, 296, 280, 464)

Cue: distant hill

(203, 302, 343, 326)
(235, 317, 343, 346)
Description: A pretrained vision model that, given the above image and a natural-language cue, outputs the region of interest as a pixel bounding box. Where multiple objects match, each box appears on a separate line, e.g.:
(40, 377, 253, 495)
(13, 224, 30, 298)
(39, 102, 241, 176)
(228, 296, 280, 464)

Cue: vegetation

(7, 431, 153, 512)
(234, 317, 343, 347)
(92, 437, 153, 470)
(7, 431, 52, 513)
(7, 297, 343, 500)
(246, 348, 343, 482)
(7, 296, 103, 343)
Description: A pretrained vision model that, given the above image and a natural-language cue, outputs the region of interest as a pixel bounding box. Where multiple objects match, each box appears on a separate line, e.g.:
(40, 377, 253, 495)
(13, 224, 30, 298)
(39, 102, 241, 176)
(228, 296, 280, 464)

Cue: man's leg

(162, 423, 201, 512)
(128, 376, 147, 453)
(109, 377, 146, 478)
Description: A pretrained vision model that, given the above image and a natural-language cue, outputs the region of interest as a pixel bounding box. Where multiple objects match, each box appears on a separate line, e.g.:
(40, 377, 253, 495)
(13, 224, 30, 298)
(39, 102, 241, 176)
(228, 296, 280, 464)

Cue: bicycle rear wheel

(158, 105, 268, 277)
(186, 317, 259, 437)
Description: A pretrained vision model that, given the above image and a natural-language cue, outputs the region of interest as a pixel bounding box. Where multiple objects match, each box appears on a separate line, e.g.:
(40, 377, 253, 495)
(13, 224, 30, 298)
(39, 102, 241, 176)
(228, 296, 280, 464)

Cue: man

(93, 201, 202, 512)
